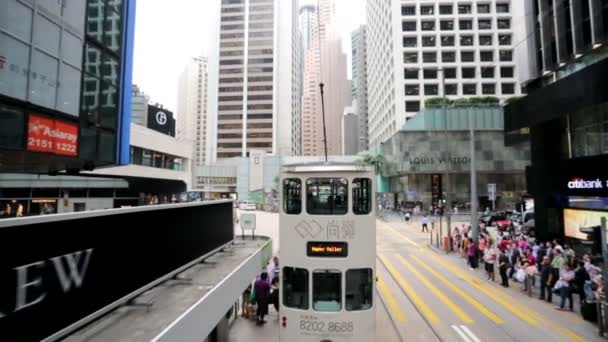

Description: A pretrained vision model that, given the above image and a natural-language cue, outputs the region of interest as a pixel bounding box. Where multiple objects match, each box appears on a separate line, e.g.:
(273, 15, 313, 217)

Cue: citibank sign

(567, 178, 605, 189)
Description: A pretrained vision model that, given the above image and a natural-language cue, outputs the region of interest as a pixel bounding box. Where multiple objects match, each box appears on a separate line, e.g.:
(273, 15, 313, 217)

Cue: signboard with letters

(26, 114, 78, 156)
(306, 241, 348, 257)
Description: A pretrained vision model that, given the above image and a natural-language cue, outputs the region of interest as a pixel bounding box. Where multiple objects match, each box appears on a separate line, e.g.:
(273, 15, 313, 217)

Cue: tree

(357, 153, 388, 176)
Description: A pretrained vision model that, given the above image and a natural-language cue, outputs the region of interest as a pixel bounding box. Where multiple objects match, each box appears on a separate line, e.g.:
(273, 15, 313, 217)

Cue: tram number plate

(306, 241, 348, 257)
(299, 320, 354, 333)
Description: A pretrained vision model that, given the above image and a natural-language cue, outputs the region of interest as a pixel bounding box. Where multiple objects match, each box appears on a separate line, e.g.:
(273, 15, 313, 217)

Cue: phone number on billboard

(299, 320, 354, 333)
(28, 138, 76, 153)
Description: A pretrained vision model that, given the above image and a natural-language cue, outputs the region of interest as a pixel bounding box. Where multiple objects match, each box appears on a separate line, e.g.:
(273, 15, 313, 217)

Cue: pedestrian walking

(254, 272, 271, 325)
(498, 249, 510, 287)
(421, 214, 429, 232)
(484, 242, 497, 281)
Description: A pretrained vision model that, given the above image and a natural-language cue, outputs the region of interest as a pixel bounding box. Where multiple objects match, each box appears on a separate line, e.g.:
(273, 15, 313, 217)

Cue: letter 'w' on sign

(50, 248, 94, 292)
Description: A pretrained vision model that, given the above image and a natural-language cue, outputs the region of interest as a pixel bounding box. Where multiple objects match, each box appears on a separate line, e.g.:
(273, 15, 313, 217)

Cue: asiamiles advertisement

(27, 114, 78, 156)
(563, 208, 608, 240)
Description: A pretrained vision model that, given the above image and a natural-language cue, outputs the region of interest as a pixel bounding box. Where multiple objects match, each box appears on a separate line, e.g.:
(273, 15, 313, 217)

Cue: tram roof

(281, 161, 374, 173)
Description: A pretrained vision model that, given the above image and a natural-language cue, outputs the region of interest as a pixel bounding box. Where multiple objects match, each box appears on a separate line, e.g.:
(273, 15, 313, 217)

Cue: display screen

(307, 241, 348, 257)
(27, 114, 78, 156)
(563, 208, 607, 240)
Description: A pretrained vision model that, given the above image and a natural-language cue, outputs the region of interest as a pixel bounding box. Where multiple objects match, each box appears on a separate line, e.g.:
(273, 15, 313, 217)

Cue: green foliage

(424, 97, 453, 108)
(452, 98, 472, 107)
(356, 153, 387, 176)
(504, 96, 524, 105)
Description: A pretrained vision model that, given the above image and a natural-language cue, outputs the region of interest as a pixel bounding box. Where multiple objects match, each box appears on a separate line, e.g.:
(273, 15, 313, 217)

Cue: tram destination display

(306, 241, 348, 257)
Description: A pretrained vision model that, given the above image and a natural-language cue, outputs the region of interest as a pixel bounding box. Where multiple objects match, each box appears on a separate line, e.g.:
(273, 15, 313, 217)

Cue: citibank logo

(568, 178, 604, 189)
(155, 111, 167, 125)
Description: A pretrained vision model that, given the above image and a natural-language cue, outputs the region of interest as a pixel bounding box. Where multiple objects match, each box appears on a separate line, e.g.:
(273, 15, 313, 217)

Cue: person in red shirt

(499, 236, 510, 253)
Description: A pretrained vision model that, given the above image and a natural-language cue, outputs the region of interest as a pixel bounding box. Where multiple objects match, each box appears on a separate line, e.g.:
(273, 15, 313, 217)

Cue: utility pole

(469, 110, 478, 242)
(439, 68, 451, 250)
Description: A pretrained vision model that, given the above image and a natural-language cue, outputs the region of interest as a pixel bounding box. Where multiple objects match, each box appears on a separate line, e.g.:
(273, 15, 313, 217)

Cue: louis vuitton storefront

(379, 108, 531, 211)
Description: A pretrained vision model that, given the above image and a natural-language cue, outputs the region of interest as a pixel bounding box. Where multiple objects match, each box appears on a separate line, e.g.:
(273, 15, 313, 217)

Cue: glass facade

(566, 102, 608, 158)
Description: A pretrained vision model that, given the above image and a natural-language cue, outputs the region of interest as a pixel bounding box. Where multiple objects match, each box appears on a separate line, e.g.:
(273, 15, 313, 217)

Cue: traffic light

(579, 225, 602, 254)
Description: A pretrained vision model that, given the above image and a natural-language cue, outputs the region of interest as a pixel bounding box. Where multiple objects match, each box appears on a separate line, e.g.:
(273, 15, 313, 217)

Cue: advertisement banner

(27, 114, 78, 156)
(563, 208, 608, 240)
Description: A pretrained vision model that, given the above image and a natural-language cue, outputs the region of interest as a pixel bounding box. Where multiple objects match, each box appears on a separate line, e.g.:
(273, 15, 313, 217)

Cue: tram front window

(283, 178, 302, 214)
(306, 178, 348, 215)
(313, 270, 342, 312)
(346, 268, 373, 311)
(283, 267, 309, 309)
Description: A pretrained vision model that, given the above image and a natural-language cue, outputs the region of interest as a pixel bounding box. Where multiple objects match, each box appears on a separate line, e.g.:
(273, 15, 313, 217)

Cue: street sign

(240, 213, 256, 239)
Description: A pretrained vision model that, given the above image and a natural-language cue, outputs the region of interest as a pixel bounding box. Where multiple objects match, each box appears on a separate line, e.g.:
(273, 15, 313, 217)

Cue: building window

(442, 51, 456, 63)
(480, 50, 494, 62)
(283, 178, 301, 214)
(306, 178, 348, 215)
(404, 69, 419, 79)
(459, 20, 473, 30)
(405, 84, 420, 95)
(482, 83, 496, 94)
(463, 84, 477, 95)
(441, 36, 455, 46)
(439, 5, 453, 14)
(405, 101, 421, 112)
(423, 69, 438, 79)
(461, 51, 475, 62)
(424, 84, 439, 95)
(481, 67, 495, 78)
(502, 83, 515, 94)
(313, 270, 342, 312)
(496, 3, 510, 13)
(345, 269, 373, 311)
(440, 20, 454, 31)
(421, 21, 435, 31)
(283, 267, 309, 309)
(462, 67, 475, 78)
(478, 4, 491, 13)
(499, 34, 511, 45)
(445, 84, 458, 95)
(479, 35, 492, 46)
(352, 178, 372, 215)
(458, 4, 472, 14)
(402, 21, 416, 31)
(497, 19, 511, 29)
(499, 50, 513, 61)
(421, 5, 434, 15)
(500, 66, 514, 78)
(478, 19, 492, 30)
(422, 36, 436, 47)
(460, 35, 474, 46)
(423, 52, 437, 63)
(404, 52, 418, 63)
(444, 67, 457, 78)
(403, 37, 417, 47)
(402, 6, 416, 15)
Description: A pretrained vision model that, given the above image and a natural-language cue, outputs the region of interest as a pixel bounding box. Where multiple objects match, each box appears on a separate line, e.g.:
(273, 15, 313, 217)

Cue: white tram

(279, 162, 376, 342)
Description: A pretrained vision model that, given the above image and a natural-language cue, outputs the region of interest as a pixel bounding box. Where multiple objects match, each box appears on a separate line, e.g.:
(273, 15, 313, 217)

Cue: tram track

(375, 283, 406, 342)
(377, 255, 444, 342)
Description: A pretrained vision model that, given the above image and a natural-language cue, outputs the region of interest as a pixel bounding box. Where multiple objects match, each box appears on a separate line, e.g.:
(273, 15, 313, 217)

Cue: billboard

(0, 1, 85, 116)
(563, 208, 608, 240)
(26, 114, 78, 156)
(147, 105, 176, 137)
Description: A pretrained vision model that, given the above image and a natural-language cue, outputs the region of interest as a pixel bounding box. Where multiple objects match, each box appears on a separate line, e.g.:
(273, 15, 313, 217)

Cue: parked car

(239, 201, 256, 211)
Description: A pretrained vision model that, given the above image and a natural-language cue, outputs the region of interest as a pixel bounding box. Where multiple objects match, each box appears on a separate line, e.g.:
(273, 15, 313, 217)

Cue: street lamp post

(469, 110, 478, 243)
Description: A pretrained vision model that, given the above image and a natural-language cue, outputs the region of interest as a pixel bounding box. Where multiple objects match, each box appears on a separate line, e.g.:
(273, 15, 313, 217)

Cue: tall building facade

(299, 5, 316, 52)
(131, 85, 150, 127)
(177, 56, 210, 166)
(351, 26, 369, 152)
(216, 0, 297, 159)
(301, 0, 352, 156)
(366, 0, 526, 147)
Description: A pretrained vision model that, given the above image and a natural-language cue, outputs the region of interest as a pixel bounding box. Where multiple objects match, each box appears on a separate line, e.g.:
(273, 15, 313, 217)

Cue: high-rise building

(299, 4, 316, 52)
(131, 85, 150, 127)
(351, 26, 369, 152)
(215, 0, 298, 159)
(342, 107, 359, 155)
(177, 56, 210, 166)
(366, 0, 527, 147)
(301, 0, 352, 156)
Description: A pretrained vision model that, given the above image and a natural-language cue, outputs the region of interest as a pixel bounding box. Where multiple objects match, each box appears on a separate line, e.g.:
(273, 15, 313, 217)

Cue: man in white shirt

(421, 215, 429, 232)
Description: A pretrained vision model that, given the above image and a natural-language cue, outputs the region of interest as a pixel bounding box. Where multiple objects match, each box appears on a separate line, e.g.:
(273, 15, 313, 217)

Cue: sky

(132, 0, 366, 114)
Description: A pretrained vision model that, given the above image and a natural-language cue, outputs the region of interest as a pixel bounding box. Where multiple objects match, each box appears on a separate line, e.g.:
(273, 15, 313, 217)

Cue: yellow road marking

(411, 255, 504, 324)
(424, 251, 541, 326)
(379, 221, 420, 247)
(378, 254, 440, 324)
(396, 254, 474, 324)
(377, 276, 406, 322)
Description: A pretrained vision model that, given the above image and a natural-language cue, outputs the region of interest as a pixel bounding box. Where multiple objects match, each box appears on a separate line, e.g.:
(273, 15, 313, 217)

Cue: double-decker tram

(279, 162, 376, 342)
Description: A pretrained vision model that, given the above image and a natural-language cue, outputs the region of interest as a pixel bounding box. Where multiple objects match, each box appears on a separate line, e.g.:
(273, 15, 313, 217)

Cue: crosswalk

(375, 220, 592, 342)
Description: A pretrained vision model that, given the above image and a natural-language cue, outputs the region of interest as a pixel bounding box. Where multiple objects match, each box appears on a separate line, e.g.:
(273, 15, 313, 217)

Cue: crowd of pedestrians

(241, 256, 280, 325)
(452, 226, 605, 315)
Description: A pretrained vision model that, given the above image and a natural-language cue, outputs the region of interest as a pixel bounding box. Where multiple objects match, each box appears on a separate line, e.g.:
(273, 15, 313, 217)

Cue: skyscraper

(351, 26, 369, 152)
(301, 0, 352, 156)
(177, 56, 210, 166)
(216, 0, 298, 159)
(366, 0, 526, 147)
